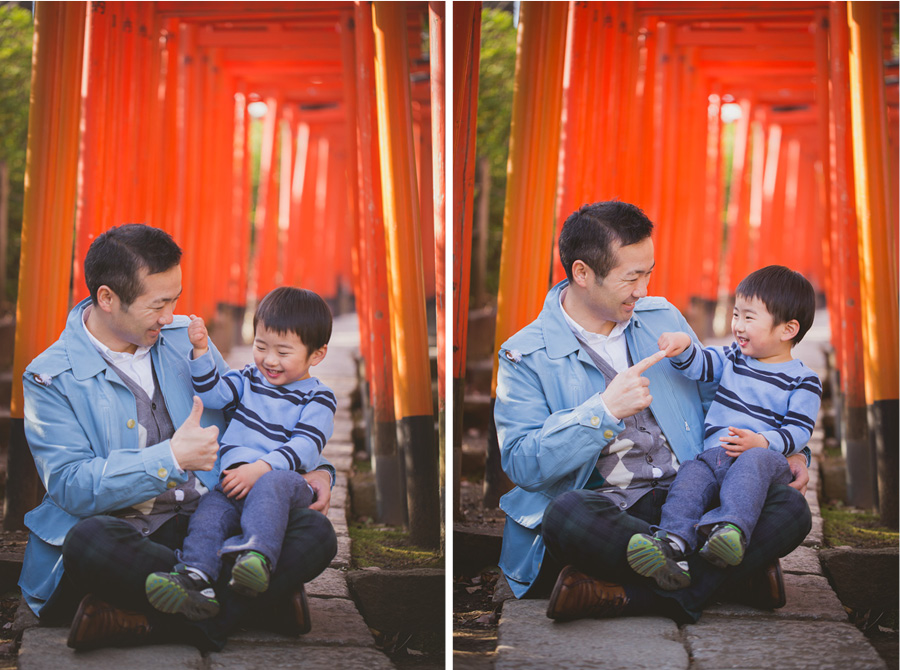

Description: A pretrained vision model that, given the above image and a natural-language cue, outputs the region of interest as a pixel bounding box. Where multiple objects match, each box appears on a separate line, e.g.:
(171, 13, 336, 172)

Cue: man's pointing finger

(632, 350, 666, 374)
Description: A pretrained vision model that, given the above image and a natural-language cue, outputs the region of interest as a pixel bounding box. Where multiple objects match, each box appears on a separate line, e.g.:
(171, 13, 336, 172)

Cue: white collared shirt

(559, 288, 631, 373)
(82, 307, 156, 399)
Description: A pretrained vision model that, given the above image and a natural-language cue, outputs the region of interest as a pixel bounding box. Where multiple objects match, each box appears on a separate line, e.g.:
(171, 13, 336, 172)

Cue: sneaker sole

(700, 528, 745, 567)
(230, 555, 270, 596)
(626, 535, 691, 591)
(145, 573, 220, 621)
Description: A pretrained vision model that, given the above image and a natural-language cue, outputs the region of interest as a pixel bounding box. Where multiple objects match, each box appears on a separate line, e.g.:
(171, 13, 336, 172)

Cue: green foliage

(473, 8, 516, 301)
(822, 502, 900, 548)
(349, 521, 444, 569)
(0, 4, 32, 306)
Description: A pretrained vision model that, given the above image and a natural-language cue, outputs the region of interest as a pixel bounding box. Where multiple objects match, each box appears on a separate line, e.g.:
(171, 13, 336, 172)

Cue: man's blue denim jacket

(494, 281, 714, 597)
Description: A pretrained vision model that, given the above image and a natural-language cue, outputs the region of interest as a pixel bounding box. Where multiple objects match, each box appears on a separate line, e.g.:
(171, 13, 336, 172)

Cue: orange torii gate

(454, 1, 897, 523)
(9, 0, 444, 546)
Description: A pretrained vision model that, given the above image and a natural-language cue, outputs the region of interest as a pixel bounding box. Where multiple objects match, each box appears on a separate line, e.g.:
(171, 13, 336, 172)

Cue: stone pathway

(492, 311, 889, 670)
(17, 313, 397, 669)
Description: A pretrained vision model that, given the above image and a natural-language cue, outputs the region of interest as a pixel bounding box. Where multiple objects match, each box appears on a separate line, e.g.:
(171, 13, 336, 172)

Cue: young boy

(145, 287, 337, 620)
(626, 265, 822, 591)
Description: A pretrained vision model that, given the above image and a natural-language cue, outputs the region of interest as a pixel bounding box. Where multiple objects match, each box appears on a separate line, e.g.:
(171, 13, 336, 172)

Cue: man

(20, 224, 337, 651)
(493, 201, 811, 623)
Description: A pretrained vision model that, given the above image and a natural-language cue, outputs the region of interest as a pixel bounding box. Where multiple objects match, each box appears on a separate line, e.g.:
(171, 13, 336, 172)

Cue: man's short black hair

(736, 265, 816, 345)
(253, 287, 333, 352)
(558, 201, 655, 281)
(84, 224, 183, 307)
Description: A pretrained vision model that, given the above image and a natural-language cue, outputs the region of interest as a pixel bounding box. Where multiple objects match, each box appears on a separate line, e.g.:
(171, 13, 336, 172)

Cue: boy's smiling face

(731, 295, 796, 364)
(253, 324, 326, 386)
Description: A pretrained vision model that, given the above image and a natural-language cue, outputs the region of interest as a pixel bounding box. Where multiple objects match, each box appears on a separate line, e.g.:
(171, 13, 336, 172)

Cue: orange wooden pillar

(372, 2, 439, 546)
(487, 1, 569, 506)
(429, 0, 446, 511)
(355, 1, 403, 526)
(72, 1, 114, 304)
(552, 0, 603, 285)
(452, 0, 480, 519)
(827, 1, 871, 509)
(721, 97, 753, 296)
(251, 94, 283, 302)
(7, 2, 87, 529)
(847, 1, 898, 524)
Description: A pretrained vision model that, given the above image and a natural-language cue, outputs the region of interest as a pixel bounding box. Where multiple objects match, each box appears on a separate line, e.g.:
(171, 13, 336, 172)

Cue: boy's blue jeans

(658, 446, 793, 551)
(179, 469, 315, 579)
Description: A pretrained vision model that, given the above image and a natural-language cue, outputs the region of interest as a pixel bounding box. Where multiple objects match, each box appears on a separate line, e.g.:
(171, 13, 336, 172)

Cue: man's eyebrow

(626, 262, 655, 275)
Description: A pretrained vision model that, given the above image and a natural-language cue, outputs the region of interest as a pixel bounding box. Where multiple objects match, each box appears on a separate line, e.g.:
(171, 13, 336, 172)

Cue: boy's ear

(779, 319, 800, 343)
(308, 344, 327, 367)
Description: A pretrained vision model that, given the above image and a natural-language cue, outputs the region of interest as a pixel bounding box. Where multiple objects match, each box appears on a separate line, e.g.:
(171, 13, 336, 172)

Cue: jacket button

(127, 419, 136, 429)
(158, 468, 168, 478)
(167, 480, 177, 489)
(603, 429, 614, 439)
(590, 416, 600, 426)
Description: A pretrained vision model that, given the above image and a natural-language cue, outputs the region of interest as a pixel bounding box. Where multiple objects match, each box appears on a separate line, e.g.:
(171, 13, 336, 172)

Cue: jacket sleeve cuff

(575, 393, 625, 436)
(143, 441, 188, 487)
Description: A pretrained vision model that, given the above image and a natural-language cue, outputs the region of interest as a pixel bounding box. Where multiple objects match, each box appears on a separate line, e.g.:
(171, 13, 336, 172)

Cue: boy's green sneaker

(699, 523, 747, 568)
(229, 551, 271, 597)
(145, 567, 220, 621)
(626, 533, 691, 591)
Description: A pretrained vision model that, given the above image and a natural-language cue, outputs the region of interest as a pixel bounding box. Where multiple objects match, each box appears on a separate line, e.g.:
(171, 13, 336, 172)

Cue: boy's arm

(260, 388, 337, 473)
(661, 334, 729, 386)
(188, 350, 244, 411)
(758, 375, 822, 457)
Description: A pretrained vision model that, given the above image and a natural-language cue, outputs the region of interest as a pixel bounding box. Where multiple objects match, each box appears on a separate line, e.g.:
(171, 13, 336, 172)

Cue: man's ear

(95, 285, 117, 313)
(570, 260, 591, 288)
(779, 319, 800, 343)
(308, 344, 328, 367)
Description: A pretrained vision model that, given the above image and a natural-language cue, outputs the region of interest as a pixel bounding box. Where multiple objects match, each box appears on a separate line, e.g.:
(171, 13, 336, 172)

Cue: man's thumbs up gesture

(600, 350, 666, 420)
(170, 396, 219, 471)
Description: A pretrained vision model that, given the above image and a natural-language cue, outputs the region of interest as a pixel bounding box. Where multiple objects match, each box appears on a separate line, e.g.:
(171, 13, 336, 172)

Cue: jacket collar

(64, 298, 169, 382)
(541, 279, 643, 360)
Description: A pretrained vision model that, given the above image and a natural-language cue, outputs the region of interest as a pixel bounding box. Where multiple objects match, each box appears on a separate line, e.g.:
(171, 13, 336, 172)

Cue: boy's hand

(657, 331, 691, 357)
(222, 460, 272, 500)
(188, 315, 209, 358)
(720, 426, 769, 456)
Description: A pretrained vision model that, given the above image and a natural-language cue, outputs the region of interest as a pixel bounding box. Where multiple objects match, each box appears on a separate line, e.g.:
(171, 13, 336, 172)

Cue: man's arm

(23, 375, 202, 516)
(495, 348, 664, 492)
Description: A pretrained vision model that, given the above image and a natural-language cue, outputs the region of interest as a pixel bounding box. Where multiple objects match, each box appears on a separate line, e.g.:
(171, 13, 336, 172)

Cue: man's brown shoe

(67, 594, 154, 650)
(717, 558, 787, 609)
(748, 559, 786, 609)
(288, 586, 312, 635)
(546, 565, 630, 621)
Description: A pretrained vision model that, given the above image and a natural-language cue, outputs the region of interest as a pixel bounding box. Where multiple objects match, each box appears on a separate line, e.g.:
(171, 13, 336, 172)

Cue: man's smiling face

(583, 237, 655, 334)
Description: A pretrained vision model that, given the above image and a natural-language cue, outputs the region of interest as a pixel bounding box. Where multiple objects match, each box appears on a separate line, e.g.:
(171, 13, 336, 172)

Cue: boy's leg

(177, 486, 241, 580)
(656, 448, 727, 551)
(697, 448, 793, 540)
(220, 470, 315, 568)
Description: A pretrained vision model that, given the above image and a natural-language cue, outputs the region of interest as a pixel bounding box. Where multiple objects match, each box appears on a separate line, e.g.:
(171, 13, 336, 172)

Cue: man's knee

(767, 483, 812, 535)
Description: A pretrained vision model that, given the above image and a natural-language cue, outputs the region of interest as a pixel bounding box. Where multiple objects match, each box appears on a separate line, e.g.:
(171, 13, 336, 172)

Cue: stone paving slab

(496, 599, 689, 670)
(802, 513, 824, 547)
(228, 598, 373, 648)
(333, 535, 352, 568)
(207, 645, 395, 669)
(683, 617, 887, 669)
(781, 545, 823, 576)
(18, 628, 203, 670)
(307, 567, 351, 599)
(705, 574, 846, 622)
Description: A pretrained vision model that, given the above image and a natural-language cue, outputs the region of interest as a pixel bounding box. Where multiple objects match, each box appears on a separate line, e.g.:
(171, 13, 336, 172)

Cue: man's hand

(786, 453, 809, 495)
(188, 315, 209, 358)
(600, 350, 667, 420)
(222, 460, 272, 499)
(720, 426, 769, 456)
(657, 331, 691, 357)
(303, 470, 333, 514)
(170, 396, 219, 471)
